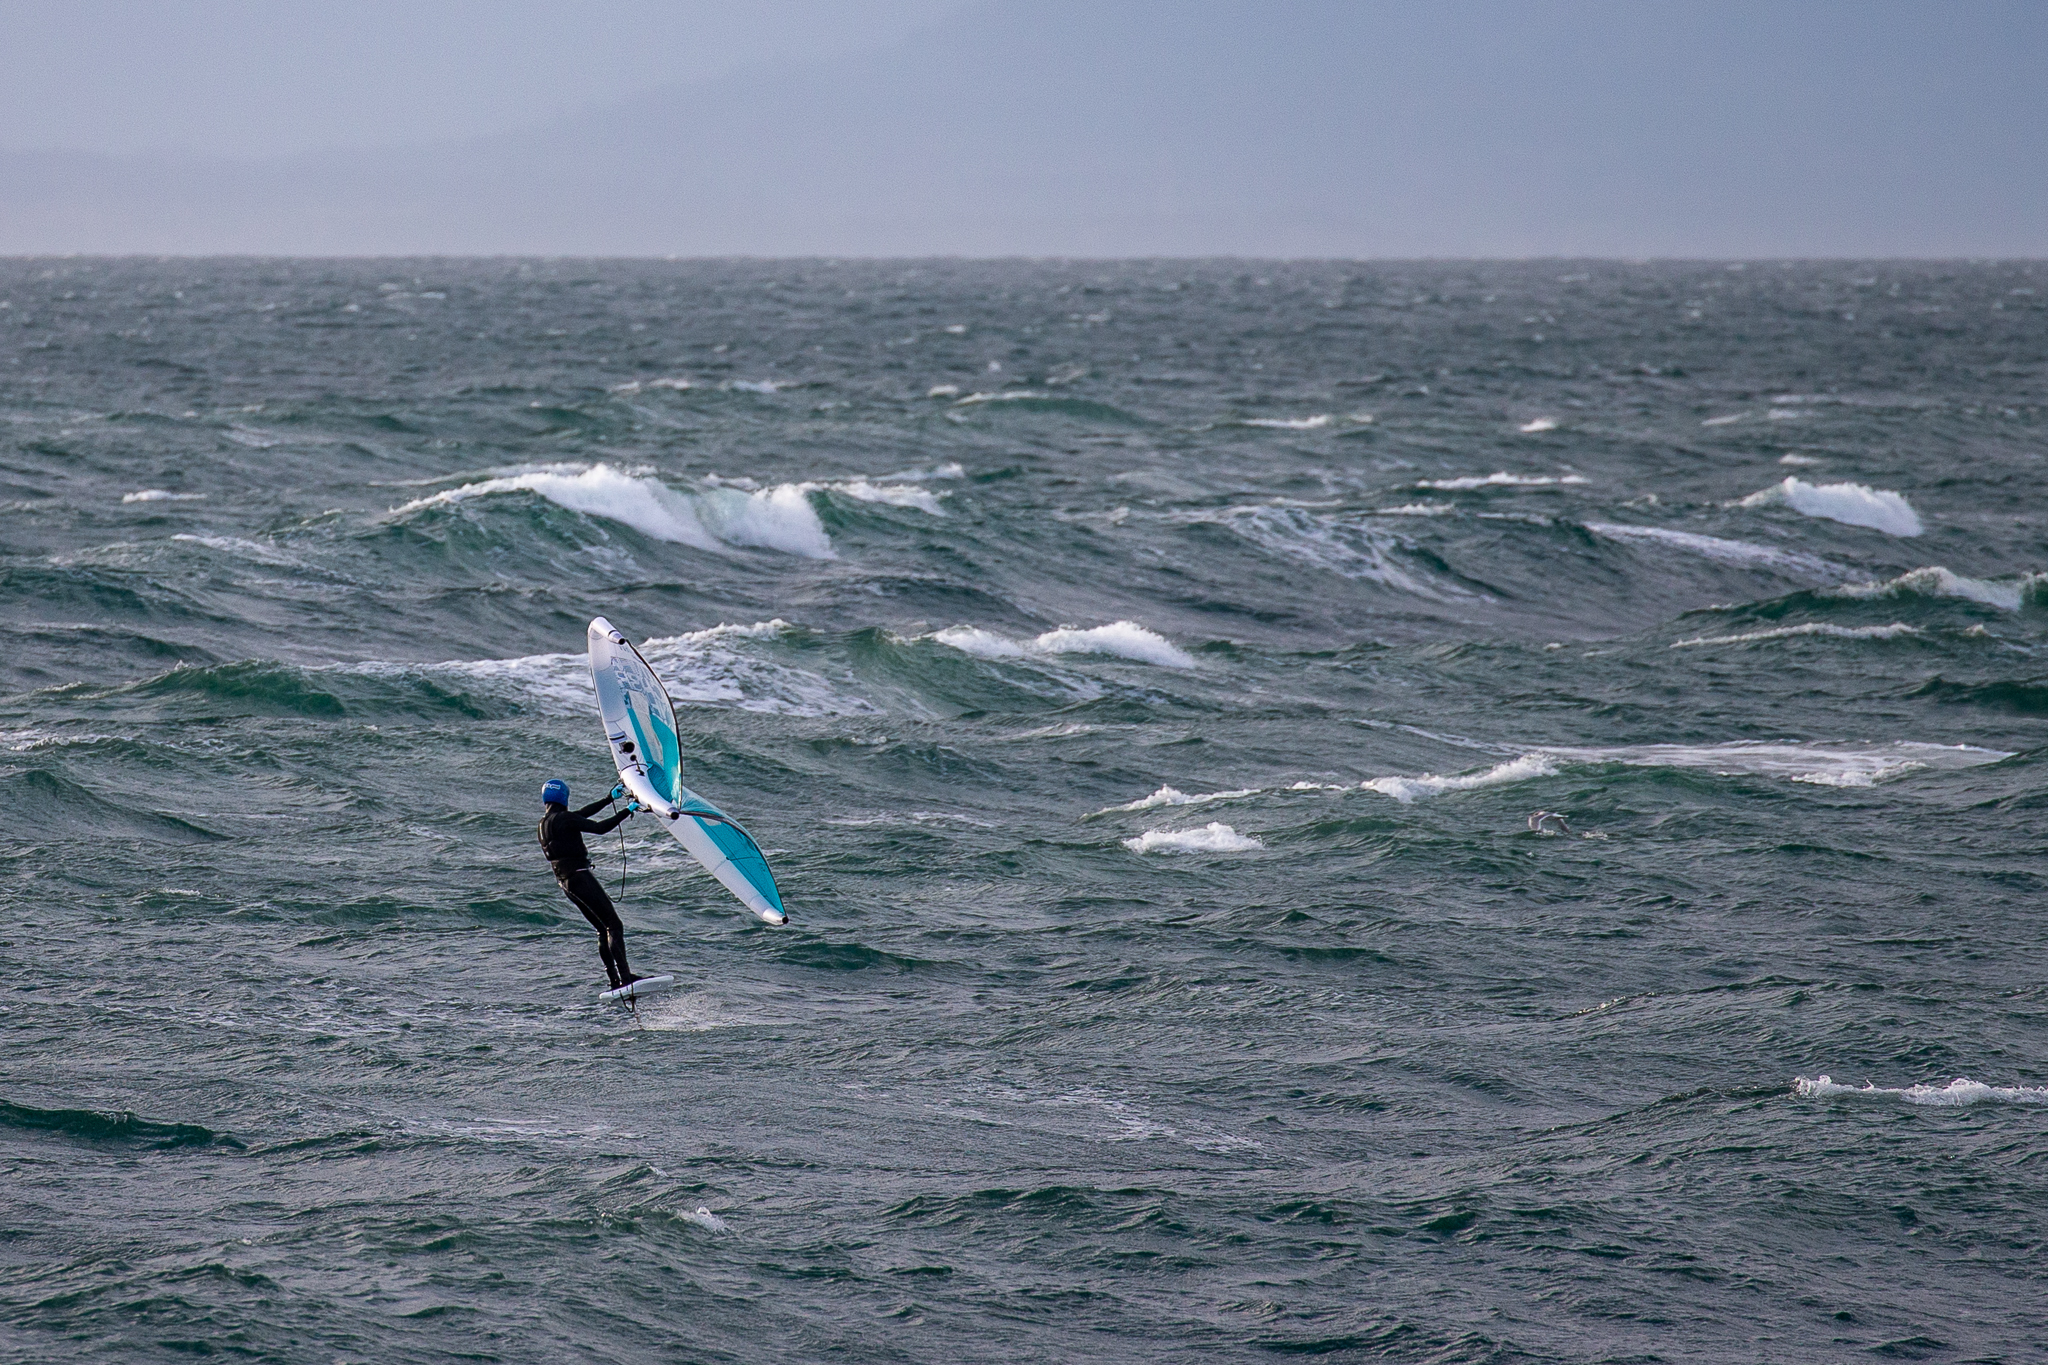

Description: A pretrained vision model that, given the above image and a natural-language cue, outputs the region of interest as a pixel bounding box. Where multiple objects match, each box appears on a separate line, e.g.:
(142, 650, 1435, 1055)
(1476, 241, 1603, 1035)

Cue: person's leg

(560, 871, 631, 987)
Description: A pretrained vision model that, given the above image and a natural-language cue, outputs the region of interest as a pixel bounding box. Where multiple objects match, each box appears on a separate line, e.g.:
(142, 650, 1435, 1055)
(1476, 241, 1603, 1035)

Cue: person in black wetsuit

(537, 778, 641, 990)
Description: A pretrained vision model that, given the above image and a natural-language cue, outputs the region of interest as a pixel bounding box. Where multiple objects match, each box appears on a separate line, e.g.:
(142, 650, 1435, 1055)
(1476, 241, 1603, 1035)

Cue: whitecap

(809, 479, 947, 515)
(1736, 476, 1923, 536)
(1671, 622, 1921, 648)
(1778, 454, 1823, 466)
(1794, 1075, 2048, 1107)
(1096, 785, 1259, 815)
(1585, 522, 1840, 577)
(1701, 414, 1746, 426)
(392, 463, 836, 559)
(1363, 741, 2007, 801)
(725, 379, 787, 393)
(929, 621, 1194, 670)
(1122, 822, 1263, 854)
(1414, 472, 1588, 490)
(122, 489, 206, 503)
(1241, 415, 1333, 430)
(1826, 566, 2047, 611)
(1370, 503, 1458, 517)
(953, 390, 1046, 405)
(878, 461, 965, 482)
(1362, 754, 1559, 803)
(1517, 418, 1558, 433)
(680, 1207, 731, 1231)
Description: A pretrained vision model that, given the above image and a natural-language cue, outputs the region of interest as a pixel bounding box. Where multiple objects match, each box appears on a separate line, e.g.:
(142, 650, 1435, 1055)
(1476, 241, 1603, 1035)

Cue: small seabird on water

(1526, 810, 1573, 835)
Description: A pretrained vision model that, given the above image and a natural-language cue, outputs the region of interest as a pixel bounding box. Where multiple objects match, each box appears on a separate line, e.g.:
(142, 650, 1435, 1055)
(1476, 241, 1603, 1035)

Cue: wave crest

(1736, 477, 1923, 536)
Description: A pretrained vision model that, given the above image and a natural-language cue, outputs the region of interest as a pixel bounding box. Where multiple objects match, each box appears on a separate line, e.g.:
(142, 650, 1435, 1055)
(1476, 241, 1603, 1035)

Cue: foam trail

(1671, 622, 1921, 648)
(1415, 472, 1586, 490)
(1096, 785, 1259, 815)
(1585, 522, 1840, 577)
(1123, 822, 1263, 853)
(1363, 741, 2009, 800)
(1827, 567, 2048, 611)
(933, 622, 1196, 670)
(123, 489, 206, 503)
(1217, 505, 1467, 599)
(1737, 477, 1923, 536)
(1794, 1075, 2048, 1107)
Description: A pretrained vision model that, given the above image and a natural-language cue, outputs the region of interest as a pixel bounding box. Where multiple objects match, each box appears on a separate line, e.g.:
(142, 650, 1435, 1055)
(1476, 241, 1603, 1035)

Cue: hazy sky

(2, 0, 2043, 256)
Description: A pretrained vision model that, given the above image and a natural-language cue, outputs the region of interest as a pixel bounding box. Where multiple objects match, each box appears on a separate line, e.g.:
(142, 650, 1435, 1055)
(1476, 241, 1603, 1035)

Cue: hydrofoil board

(600, 975, 674, 1004)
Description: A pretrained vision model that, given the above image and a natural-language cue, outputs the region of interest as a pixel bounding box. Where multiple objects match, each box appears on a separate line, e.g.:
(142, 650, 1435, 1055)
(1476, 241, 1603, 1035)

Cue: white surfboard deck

(600, 974, 674, 1004)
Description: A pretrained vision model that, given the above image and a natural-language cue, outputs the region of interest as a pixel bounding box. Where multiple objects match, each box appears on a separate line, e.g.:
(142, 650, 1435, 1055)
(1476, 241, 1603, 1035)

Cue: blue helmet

(541, 778, 569, 806)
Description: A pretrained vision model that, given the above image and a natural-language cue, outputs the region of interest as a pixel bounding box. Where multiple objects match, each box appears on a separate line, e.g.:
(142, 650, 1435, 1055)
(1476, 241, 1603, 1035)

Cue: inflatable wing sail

(588, 617, 788, 925)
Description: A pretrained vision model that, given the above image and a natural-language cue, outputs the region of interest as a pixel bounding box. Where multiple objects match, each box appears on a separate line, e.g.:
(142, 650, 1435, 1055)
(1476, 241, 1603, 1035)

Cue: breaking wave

(931, 621, 1196, 670)
(1736, 477, 1923, 536)
(393, 463, 834, 557)
(1825, 566, 2048, 611)
(1122, 822, 1263, 854)
(1794, 1075, 2048, 1107)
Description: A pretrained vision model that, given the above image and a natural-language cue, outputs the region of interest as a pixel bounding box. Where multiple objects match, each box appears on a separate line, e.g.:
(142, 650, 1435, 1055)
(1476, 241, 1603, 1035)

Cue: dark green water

(3, 258, 2046, 1363)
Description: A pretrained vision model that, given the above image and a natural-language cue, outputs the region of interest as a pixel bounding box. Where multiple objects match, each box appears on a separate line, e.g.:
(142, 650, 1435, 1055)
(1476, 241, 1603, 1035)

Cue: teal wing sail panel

(588, 617, 788, 925)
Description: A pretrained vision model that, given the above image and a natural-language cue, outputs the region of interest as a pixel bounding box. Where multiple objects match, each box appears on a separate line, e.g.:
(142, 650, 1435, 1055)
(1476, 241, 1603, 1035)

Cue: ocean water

(2, 258, 2046, 1364)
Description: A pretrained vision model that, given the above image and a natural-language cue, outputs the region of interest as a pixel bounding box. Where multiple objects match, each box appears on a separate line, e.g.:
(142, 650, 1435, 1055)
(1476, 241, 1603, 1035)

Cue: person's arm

(573, 796, 613, 819)
(581, 807, 633, 835)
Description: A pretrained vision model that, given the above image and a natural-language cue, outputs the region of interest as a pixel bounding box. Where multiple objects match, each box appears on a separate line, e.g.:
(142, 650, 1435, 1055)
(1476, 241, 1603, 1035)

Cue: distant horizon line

(5, 253, 2044, 265)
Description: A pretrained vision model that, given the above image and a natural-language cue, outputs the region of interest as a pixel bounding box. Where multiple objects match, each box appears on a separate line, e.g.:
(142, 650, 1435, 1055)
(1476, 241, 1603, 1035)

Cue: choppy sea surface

(3, 259, 2046, 1364)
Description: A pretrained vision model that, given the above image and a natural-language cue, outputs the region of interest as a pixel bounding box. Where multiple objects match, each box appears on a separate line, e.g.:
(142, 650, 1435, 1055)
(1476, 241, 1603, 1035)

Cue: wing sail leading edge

(588, 617, 788, 925)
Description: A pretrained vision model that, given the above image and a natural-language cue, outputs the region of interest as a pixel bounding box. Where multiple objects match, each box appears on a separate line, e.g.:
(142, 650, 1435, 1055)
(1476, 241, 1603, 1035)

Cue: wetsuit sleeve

(573, 797, 613, 819)
(580, 809, 632, 835)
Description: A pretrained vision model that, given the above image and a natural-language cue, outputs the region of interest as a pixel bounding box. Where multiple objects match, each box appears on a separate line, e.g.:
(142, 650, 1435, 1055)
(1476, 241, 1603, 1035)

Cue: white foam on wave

(1701, 413, 1746, 426)
(123, 489, 206, 503)
(1363, 754, 1559, 803)
(383, 619, 878, 719)
(1518, 418, 1558, 434)
(1414, 472, 1588, 490)
(392, 463, 836, 559)
(1363, 741, 2009, 801)
(1794, 1075, 2048, 1107)
(1827, 566, 2048, 611)
(954, 390, 1046, 405)
(811, 479, 947, 515)
(1242, 415, 1333, 430)
(1213, 505, 1468, 600)
(1671, 622, 1922, 648)
(1371, 503, 1458, 517)
(725, 379, 787, 394)
(931, 621, 1196, 670)
(1122, 822, 1263, 854)
(679, 1207, 731, 1231)
(1096, 784, 1259, 815)
(1737, 476, 1923, 536)
(1585, 522, 1840, 577)
(878, 461, 965, 482)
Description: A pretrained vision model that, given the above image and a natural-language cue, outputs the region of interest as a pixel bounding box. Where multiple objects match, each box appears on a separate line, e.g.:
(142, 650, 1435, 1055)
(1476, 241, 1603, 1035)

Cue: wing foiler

(587, 617, 788, 926)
